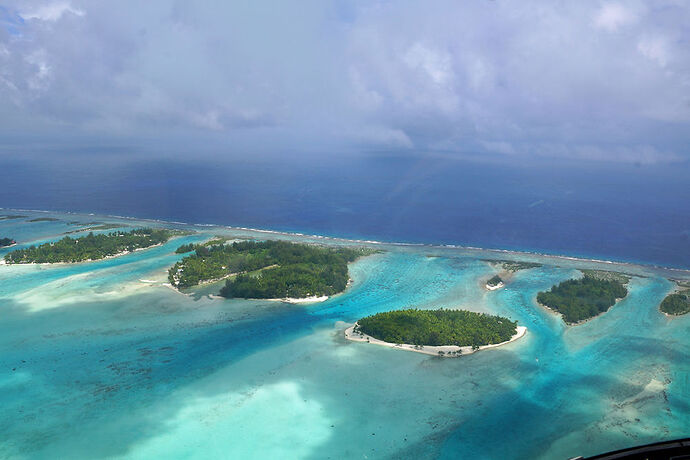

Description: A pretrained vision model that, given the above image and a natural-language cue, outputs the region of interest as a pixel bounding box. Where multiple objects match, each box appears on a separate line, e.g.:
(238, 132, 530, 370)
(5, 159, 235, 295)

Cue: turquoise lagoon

(0, 211, 688, 459)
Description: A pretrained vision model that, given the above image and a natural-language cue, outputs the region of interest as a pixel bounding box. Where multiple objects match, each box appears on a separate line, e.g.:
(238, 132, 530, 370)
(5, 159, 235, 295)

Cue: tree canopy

(659, 290, 690, 316)
(0, 237, 15, 248)
(537, 275, 628, 324)
(168, 240, 376, 298)
(487, 275, 503, 287)
(484, 260, 542, 272)
(4, 228, 173, 263)
(28, 217, 60, 222)
(355, 308, 518, 347)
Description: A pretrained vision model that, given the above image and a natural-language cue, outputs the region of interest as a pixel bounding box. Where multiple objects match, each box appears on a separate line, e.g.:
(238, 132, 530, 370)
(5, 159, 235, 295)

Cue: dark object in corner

(569, 437, 690, 460)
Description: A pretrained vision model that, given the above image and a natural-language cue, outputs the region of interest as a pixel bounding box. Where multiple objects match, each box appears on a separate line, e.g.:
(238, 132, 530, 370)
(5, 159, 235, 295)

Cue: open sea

(0, 154, 689, 459)
(1, 153, 688, 269)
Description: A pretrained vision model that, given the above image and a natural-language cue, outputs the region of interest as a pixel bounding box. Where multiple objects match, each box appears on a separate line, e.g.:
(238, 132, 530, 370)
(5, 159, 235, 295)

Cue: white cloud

(593, 3, 636, 32)
(20, 1, 84, 22)
(465, 57, 492, 91)
(24, 50, 52, 92)
(637, 36, 670, 67)
(187, 110, 224, 131)
(355, 126, 413, 149)
(530, 143, 681, 164)
(348, 68, 383, 110)
(402, 43, 454, 85)
(0, 1, 688, 163)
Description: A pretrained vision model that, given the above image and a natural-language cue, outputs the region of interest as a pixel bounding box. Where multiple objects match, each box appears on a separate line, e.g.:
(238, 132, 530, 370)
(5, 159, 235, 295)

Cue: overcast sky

(1, 1, 689, 163)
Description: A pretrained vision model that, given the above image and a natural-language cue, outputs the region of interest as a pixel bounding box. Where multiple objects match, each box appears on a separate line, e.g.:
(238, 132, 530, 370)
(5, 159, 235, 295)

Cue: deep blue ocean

(1, 153, 688, 268)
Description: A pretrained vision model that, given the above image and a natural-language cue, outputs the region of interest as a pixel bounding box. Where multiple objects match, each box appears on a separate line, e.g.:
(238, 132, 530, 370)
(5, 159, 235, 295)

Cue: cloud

(355, 126, 414, 149)
(24, 49, 52, 92)
(527, 143, 681, 164)
(480, 141, 517, 156)
(637, 36, 670, 67)
(0, 0, 688, 164)
(593, 3, 636, 32)
(403, 43, 454, 86)
(19, 1, 84, 22)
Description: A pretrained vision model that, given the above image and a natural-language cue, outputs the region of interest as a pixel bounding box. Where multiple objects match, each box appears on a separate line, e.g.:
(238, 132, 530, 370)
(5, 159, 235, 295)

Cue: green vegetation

(484, 259, 542, 272)
(4, 228, 174, 264)
(580, 269, 631, 284)
(537, 275, 628, 324)
(354, 309, 517, 347)
(175, 237, 231, 254)
(486, 275, 503, 287)
(68, 221, 96, 225)
(0, 237, 15, 248)
(168, 240, 376, 298)
(659, 289, 690, 316)
(221, 262, 346, 299)
(28, 217, 60, 222)
(0, 215, 26, 220)
(64, 223, 127, 234)
(203, 237, 231, 246)
(176, 243, 197, 254)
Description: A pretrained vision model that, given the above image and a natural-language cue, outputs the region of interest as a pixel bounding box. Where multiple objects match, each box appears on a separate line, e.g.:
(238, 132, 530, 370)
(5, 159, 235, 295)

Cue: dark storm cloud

(1, 0, 689, 163)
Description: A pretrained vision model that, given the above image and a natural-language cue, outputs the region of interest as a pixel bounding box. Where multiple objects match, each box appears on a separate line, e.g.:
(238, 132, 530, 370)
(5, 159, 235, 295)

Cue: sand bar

(266, 295, 329, 304)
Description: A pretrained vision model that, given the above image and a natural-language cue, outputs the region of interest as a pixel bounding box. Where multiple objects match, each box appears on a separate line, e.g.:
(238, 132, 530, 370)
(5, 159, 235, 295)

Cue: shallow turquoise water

(0, 212, 688, 459)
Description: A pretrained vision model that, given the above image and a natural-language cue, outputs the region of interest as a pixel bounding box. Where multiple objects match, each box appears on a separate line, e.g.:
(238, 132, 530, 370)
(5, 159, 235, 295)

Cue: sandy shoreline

(344, 324, 527, 358)
(486, 282, 504, 291)
(163, 280, 330, 304)
(660, 282, 690, 318)
(265, 295, 329, 304)
(537, 296, 626, 326)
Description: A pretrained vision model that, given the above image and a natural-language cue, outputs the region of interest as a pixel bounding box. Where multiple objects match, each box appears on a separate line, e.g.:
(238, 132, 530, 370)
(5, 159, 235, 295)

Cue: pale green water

(0, 212, 688, 459)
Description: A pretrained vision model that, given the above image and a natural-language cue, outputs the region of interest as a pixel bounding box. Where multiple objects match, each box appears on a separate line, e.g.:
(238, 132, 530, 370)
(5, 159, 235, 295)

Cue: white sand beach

(266, 295, 329, 304)
(486, 281, 504, 290)
(345, 324, 527, 357)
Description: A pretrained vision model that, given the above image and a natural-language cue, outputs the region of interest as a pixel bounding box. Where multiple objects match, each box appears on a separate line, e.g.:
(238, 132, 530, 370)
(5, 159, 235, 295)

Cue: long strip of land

(3, 229, 176, 264)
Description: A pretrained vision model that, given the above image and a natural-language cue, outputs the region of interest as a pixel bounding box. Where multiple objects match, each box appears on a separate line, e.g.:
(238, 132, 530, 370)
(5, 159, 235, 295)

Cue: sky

(0, 0, 689, 164)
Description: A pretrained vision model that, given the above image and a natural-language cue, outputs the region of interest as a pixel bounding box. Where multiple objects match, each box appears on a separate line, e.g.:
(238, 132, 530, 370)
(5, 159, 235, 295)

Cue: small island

(483, 259, 541, 291)
(346, 308, 526, 357)
(660, 284, 690, 316)
(169, 240, 376, 300)
(28, 217, 60, 222)
(484, 259, 542, 272)
(486, 275, 504, 290)
(64, 223, 126, 234)
(0, 237, 16, 248)
(3, 228, 174, 264)
(537, 270, 629, 324)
